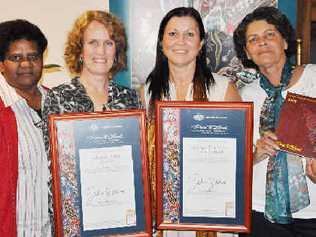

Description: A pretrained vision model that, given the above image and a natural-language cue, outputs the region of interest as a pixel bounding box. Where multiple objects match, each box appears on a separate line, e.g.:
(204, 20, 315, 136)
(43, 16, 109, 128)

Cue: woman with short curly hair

(64, 10, 127, 77)
(43, 10, 141, 182)
(233, 6, 316, 237)
(43, 10, 140, 118)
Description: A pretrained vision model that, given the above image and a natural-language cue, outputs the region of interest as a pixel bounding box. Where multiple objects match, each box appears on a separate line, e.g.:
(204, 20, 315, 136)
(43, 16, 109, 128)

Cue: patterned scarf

(259, 60, 310, 224)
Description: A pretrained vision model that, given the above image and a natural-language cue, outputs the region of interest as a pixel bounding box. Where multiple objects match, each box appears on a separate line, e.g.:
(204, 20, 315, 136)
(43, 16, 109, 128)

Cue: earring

(79, 56, 83, 64)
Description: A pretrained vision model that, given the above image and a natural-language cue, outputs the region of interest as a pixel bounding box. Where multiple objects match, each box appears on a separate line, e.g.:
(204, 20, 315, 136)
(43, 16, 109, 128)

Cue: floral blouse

(43, 77, 140, 113)
(42, 77, 141, 233)
(43, 77, 141, 152)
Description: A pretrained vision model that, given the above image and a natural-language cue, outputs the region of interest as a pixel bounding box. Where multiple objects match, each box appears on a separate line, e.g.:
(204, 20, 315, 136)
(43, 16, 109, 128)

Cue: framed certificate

(49, 110, 152, 237)
(155, 101, 253, 233)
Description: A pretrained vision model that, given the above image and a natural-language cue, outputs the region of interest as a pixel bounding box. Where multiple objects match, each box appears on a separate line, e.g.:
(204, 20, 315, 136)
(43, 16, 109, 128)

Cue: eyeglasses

(5, 53, 41, 63)
(246, 30, 279, 46)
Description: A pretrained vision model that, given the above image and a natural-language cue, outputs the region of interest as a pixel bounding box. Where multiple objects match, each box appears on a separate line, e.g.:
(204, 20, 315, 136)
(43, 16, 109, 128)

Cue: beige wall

(1, 0, 109, 88)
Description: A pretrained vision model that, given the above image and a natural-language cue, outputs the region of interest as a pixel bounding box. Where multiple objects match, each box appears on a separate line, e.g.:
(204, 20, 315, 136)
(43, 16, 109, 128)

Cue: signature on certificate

(186, 174, 227, 194)
(85, 186, 126, 207)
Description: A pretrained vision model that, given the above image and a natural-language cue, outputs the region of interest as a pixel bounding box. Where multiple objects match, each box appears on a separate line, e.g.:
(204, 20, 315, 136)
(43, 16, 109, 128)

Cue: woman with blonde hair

(43, 11, 141, 225)
(44, 10, 140, 115)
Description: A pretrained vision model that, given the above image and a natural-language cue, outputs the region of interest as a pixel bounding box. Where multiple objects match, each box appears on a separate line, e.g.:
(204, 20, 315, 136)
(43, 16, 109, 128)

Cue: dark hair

(0, 19, 47, 61)
(233, 6, 296, 69)
(146, 7, 214, 110)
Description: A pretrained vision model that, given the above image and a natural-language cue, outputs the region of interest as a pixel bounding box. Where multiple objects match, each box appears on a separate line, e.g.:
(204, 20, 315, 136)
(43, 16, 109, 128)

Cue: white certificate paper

(182, 137, 236, 218)
(79, 145, 136, 231)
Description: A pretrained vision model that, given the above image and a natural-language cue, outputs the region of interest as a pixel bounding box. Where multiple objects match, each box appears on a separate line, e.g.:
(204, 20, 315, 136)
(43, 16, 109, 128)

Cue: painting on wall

(130, 0, 277, 88)
(130, 0, 189, 87)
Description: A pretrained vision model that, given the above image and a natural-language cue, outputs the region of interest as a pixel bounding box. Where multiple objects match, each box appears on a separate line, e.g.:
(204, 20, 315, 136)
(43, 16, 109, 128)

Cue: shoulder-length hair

(233, 6, 296, 69)
(146, 7, 214, 111)
(65, 10, 127, 77)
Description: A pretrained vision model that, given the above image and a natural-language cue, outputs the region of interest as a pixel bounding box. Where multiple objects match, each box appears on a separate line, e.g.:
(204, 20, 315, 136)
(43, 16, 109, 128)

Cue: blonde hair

(64, 10, 127, 76)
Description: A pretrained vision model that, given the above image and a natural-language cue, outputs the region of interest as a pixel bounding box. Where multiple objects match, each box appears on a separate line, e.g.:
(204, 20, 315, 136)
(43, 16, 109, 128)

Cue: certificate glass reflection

(182, 137, 236, 218)
(79, 145, 136, 230)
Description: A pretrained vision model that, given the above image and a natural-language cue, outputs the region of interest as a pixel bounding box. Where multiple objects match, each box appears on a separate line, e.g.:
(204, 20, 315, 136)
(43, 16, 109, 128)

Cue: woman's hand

(306, 158, 316, 183)
(254, 131, 279, 165)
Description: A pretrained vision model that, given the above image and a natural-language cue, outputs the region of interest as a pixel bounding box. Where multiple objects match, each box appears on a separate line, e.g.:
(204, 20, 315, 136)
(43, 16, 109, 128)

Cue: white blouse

(144, 73, 230, 110)
(240, 64, 316, 219)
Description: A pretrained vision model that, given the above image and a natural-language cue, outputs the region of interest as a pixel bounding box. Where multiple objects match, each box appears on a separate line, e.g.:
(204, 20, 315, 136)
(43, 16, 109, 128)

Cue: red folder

(276, 92, 316, 159)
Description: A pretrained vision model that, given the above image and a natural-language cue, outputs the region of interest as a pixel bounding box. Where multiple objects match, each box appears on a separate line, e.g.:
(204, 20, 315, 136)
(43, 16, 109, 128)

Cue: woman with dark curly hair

(233, 6, 316, 237)
(0, 19, 51, 237)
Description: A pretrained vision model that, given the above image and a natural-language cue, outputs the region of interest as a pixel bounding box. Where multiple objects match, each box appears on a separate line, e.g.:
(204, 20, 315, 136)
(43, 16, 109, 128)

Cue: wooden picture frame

(155, 101, 253, 233)
(49, 110, 152, 237)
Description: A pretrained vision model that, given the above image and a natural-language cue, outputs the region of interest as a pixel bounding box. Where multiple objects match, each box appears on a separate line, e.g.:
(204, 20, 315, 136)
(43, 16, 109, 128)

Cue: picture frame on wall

(155, 101, 253, 233)
(49, 110, 152, 237)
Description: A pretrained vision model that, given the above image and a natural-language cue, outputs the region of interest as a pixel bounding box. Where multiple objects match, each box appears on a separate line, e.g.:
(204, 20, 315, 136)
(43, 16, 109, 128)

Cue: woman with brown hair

(142, 7, 240, 237)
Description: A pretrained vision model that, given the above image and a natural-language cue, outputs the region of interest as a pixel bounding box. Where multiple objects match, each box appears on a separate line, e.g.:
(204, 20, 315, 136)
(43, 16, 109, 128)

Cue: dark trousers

(239, 211, 316, 237)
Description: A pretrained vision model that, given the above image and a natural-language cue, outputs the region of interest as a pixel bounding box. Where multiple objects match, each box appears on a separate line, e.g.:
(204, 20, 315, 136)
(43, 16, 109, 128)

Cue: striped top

(0, 75, 51, 237)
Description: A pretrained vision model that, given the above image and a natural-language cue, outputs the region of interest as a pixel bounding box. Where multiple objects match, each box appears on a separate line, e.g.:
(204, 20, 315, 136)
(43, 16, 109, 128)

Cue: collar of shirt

(0, 74, 20, 107)
(0, 74, 47, 108)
